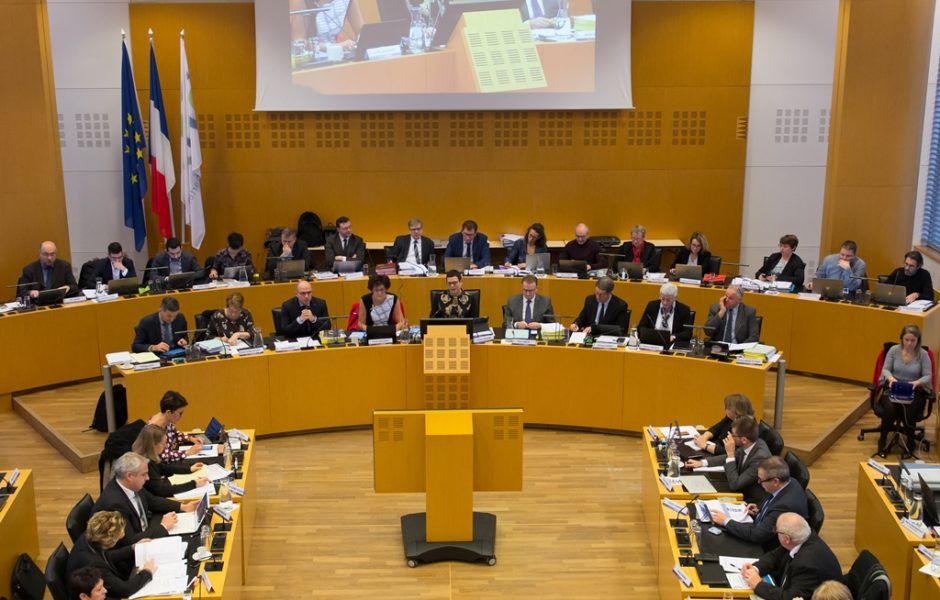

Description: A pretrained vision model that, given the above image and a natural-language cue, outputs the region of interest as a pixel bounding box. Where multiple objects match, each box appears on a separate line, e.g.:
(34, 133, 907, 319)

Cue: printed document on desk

(179, 444, 220, 458)
(130, 537, 188, 599)
(657, 425, 699, 438)
(702, 499, 752, 524)
(174, 481, 217, 500)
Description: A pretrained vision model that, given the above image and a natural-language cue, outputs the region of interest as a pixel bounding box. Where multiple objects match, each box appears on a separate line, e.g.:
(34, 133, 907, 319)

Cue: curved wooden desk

(1, 275, 936, 403)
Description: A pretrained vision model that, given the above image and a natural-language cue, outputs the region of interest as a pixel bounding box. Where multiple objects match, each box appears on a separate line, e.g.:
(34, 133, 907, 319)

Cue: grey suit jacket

(704, 438, 771, 504)
(505, 293, 555, 328)
(705, 302, 760, 343)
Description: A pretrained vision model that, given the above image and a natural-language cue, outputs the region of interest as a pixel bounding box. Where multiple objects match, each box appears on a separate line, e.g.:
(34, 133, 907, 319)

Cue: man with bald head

(18, 240, 79, 298)
(559, 223, 603, 270)
(279, 280, 329, 337)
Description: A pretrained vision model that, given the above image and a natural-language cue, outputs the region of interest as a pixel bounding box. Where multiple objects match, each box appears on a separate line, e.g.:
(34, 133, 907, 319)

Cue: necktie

(465, 242, 471, 258)
(724, 308, 736, 343)
(596, 301, 606, 324)
(42, 267, 51, 289)
(162, 322, 173, 345)
(525, 299, 533, 323)
(531, 0, 544, 18)
(342, 237, 348, 254)
(134, 493, 148, 530)
(414, 240, 420, 263)
(754, 493, 773, 524)
(660, 310, 669, 330)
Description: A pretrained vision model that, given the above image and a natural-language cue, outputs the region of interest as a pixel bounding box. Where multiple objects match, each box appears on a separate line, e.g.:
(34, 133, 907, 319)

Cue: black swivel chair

(44, 542, 69, 600)
(649, 248, 663, 272)
(758, 421, 785, 456)
(66, 493, 94, 543)
(272, 308, 286, 336)
(384, 245, 396, 263)
(783, 451, 810, 489)
(846, 550, 891, 600)
(77, 259, 99, 291)
(805, 488, 824, 533)
(754, 315, 764, 342)
(708, 255, 722, 275)
(429, 289, 481, 319)
(194, 309, 217, 343)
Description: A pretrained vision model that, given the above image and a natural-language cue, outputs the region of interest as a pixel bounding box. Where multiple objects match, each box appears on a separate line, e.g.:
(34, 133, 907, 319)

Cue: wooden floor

(1, 373, 935, 599)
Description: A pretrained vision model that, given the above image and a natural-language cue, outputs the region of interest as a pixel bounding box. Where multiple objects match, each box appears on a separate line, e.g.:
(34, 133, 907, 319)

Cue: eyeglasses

(757, 476, 778, 484)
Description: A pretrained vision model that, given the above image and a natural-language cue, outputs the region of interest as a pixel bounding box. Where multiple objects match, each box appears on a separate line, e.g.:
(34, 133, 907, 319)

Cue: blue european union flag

(121, 39, 148, 252)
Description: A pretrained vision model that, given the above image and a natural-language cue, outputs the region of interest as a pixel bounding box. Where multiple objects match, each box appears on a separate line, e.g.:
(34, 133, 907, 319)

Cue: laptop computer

(675, 264, 703, 281)
(204, 417, 224, 443)
(167, 491, 209, 536)
(617, 261, 644, 281)
(444, 257, 472, 273)
(334, 259, 363, 274)
(354, 20, 408, 61)
(558, 259, 588, 277)
(166, 272, 197, 290)
(920, 474, 940, 527)
(874, 282, 907, 306)
(812, 277, 844, 300)
(223, 265, 249, 280)
(524, 253, 551, 272)
(34, 287, 69, 306)
(366, 324, 397, 344)
(108, 277, 139, 296)
(638, 327, 671, 348)
(274, 259, 306, 281)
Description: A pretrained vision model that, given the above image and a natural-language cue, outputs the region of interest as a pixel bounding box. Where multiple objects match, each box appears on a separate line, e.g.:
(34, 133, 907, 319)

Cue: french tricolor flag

(149, 35, 175, 240)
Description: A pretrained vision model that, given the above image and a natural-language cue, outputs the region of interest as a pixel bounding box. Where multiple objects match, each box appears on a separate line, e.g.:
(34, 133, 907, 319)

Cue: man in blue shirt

(809, 239, 867, 292)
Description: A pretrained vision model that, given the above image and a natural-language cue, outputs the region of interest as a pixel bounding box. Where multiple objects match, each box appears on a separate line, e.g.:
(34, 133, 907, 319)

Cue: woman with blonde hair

(671, 231, 714, 275)
(65, 511, 156, 598)
(693, 393, 754, 455)
(133, 423, 208, 498)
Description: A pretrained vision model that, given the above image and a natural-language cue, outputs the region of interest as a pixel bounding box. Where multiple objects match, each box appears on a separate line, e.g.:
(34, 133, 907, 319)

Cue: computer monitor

(366, 324, 398, 343)
(675, 264, 703, 281)
(430, 0, 524, 48)
(223, 265, 249, 280)
(355, 20, 409, 61)
(617, 261, 644, 281)
(524, 253, 551, 272)
(34, 287, 69, 306)
(919, 474, 940, 527)
(558, 259, 588, 276)
(444, 257, 472, 273)
(874, 282, 907, 306)
(108, 277, 140, 296)
(638, 327, 671, 348)
(420, 317, 474, 335)
(812, 277, 844, 300)
(274, 259, 306, 281)
(166, 272, 197, 290)
(334, 259, 363, 274)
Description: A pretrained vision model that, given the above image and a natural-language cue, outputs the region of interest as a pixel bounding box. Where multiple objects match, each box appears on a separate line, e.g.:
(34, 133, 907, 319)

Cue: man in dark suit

(620, 224, 659, 271)
(131, 296, 189, 353)
(444, 219, 491, 268)
(639, 282, 694, 343)
(742, 513, 843, 600)
(18, 240, 79, 298)
(324, 216, 366, 271)
(705, 284, 760, 343)
(687, 416, 771, 504)
(709, 456, 808, 551)
(147, 237, 200, 284)
(570, 276, 629, 336)
(390, 218, 435, 265)
(280, 280, 330, 338)
(91, 242, 137, 285)
(520, 0, 561, 27)
(505, 274, 555, 329)
(91, 452, 196, 547)
(265, 227, 310, 278)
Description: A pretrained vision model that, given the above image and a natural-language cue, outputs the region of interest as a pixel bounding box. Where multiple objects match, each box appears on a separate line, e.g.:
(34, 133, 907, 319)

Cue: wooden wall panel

(128, 2, 753, 265)
(823, 0, 935, 278)
(0, 0, 69, 294)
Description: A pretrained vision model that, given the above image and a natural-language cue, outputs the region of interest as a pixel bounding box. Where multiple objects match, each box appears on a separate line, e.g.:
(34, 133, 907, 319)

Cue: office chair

(858, 341, 936, 457)
(783, 451, 809, 489)
(846, 550, 891, 600)
(271, 308, 286, 336)
(66, 493, 94, 543)
(805, 488, 824, 533)
(44, 542, 69, 600)
(758, 421, 785, 456)
(384, 245, 396, 263)
(650, 248, 663, 272)
(708, 255, 722, 275)
(194, 309, 216, 343)
(754, 315, 764, 342)
(77, 259, 99, 290)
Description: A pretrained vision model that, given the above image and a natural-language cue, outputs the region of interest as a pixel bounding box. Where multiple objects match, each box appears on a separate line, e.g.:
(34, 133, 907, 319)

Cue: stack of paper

(900, 299, 935, 312)
(106, 351, 132, 366)
(174, 481, 217, 500)
(129, 537, 188, 599)
(131, 352, 161, 364)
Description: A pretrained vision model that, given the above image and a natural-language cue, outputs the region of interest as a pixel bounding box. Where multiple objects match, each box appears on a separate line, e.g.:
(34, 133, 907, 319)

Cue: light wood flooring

(1, 373, 934, 599)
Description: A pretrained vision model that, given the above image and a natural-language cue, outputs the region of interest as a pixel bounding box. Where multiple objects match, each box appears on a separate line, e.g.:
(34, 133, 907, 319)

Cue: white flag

(179, 33, 205, 249)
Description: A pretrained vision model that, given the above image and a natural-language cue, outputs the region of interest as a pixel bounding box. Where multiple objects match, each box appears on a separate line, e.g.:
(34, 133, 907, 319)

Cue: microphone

(682, 494, 701, 517)
(0, 474, 15, 494)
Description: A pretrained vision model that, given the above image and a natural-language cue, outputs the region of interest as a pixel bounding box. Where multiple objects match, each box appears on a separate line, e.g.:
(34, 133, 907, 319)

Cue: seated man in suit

(432, 270, 476, 318)
(17, 240, 79, 298)
(741, 513, 843, 600)
(708, 456, 808, 551)
(92, 241, 137, 285)
(208, 231, 254, 280)
(147, 237, 200, 284)
(280, 280, 330, 337)
(390, 217, 436, 266)
(570, 276, 629, 336)
(265, 226, 310, 279)
(91, 452, 197, 547)
(444, 219, 490, 268)
(620, 224, 658, 271)
(639, 283, 693, 343)
(705, 285, 760, 344)
(131, 296, 189, 353)
(521, 0, 561, 29)
(686, 415, 771, 504)
(559, 223, 604, 270)
(324, 216, 366, 270)
(505, 274, 555, 329)
(883, 250, 935, 304)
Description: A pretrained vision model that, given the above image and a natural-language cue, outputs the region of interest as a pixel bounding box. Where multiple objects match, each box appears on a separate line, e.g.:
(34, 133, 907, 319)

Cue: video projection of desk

(911, 551, 940, 600)
(0, 470, 38, 600)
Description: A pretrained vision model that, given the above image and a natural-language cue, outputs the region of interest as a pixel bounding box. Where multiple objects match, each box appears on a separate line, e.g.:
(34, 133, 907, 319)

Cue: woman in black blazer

(132, 424, 208, 498)
(756, 234, 806, 290)
(671, 231, 714, 275)
(66, 511, 156, 599)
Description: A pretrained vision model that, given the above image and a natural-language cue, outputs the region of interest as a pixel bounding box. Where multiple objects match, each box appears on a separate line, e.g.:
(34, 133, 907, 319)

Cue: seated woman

(505, 223, 548, 268)
(756, 234, 806, 290)
(358, 274, 406, 331)
(66, 512, 156, 600)
(693, 393, 754, 455)
(878, 324, 933, 456)
(207, 291, 255, 345)
(671, 231, 714, 275)
(433, 270, 475, 318)
(148, 390, 202, 463)
(132, 424, 208, 498)
(68, 566, 107, 600)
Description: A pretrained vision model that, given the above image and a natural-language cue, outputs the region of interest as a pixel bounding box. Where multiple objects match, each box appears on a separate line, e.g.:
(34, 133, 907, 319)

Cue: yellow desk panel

(0, 469, 38, 600)
(122, 353, 272, 434)
(911, 551, 940, 600)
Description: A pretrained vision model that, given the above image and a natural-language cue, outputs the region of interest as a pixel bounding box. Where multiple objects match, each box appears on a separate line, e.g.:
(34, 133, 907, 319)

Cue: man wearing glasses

(279, 280, 330, 338)
(707, 456, 808, 551)
(741, 513, 842, 600)
(390, 218, 435, 266)
(685, 416, 771, 504)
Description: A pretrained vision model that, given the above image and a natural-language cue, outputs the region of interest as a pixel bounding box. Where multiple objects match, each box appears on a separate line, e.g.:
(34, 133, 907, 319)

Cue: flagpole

(179, 29, 187, 246)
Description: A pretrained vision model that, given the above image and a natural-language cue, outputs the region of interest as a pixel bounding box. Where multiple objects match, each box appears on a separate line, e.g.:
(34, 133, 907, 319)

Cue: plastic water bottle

(428, 259, 437, 276)
(223, 438, 232, 468)
(627, 327, 639, 348)
(95, 277, 105, 296)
